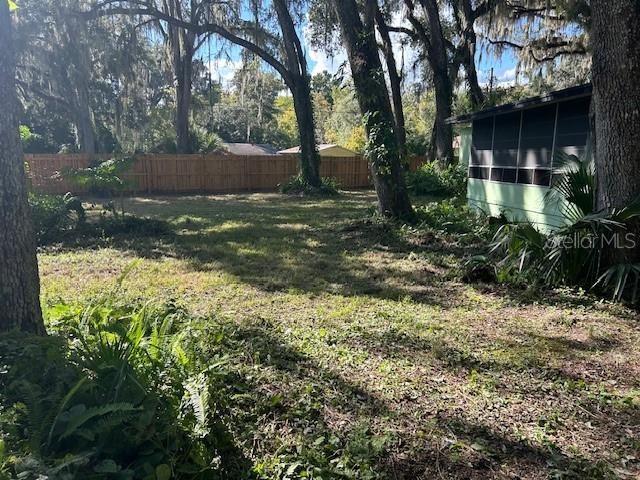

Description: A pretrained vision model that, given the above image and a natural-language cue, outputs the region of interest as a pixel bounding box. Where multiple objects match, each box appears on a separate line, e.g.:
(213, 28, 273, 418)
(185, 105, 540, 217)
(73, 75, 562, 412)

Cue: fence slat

(24, 153, 427, 195)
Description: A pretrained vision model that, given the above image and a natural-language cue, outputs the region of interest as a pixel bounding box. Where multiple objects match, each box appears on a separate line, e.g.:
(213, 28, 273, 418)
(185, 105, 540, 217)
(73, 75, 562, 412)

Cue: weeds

(279, 175, 340, 196)
(407, 162, 466, 198)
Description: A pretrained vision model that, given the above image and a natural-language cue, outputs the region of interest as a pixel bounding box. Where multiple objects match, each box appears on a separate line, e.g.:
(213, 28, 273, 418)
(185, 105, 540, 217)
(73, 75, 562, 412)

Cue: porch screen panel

(519, 104, 556, 168)
(555, 97, 590, 159)
(492, 112, 521, 166)
(471, 117, 493, 165)
(490, 112, 521, 182)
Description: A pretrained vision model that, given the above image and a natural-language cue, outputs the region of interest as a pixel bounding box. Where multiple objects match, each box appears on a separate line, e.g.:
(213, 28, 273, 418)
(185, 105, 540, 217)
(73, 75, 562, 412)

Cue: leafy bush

(414, 199, 488, 236)
(473, 152, 640, 301)
(29, 192, 85, 244)
(147, 129, 223, 154)
(279, 175, 340, 196)
(406, 162, 466, 197)
(192, 128, 224, 154)
(30, 191, 172, 247)
(64, 157, 136, 218)
(0, 295, 240, 479)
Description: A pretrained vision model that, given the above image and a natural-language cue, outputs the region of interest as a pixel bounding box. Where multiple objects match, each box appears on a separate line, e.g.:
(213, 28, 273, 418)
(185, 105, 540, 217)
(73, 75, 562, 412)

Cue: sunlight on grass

(36, 192, 640, 479)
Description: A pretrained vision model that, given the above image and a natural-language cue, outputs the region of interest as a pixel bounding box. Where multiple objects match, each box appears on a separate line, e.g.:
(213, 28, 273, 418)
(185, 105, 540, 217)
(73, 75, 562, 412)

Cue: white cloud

(498, 67, 518, 83)
(478, 66, 523, 87)
(206, 58, 242, 87)
(308, 47, 345, 76)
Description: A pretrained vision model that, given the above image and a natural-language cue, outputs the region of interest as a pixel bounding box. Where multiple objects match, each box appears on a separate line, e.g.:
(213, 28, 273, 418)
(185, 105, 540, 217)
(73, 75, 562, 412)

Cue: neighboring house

(448, 83, 592, 231)
(278, 144, 358, 157)
(221, 143, 279, 156)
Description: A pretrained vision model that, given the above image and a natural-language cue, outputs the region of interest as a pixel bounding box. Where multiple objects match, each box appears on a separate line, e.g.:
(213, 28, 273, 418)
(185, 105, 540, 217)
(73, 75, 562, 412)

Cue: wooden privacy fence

(25, 153, 427, 195)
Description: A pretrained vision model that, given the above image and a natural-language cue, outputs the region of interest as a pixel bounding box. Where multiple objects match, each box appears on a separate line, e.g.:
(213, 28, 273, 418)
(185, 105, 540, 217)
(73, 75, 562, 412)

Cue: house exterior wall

(457, 126, 472, 168)
(464, 93, 591, 232)
(467, 179, 569, 232)
(319, 146, 358, 157)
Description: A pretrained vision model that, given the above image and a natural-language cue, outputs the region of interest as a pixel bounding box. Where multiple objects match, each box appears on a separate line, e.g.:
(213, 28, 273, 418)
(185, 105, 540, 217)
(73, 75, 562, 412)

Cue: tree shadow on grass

(64, 194, 474, 308)
(206, 318, 634, 479)
(48, 193, 630, 312)
(315, 324, 640, 475)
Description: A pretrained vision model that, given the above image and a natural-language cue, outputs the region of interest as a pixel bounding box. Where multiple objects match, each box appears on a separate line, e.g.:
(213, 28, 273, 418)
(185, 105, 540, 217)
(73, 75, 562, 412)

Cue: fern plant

(28, 192, 86, 244)
(0, 292, 235, 479)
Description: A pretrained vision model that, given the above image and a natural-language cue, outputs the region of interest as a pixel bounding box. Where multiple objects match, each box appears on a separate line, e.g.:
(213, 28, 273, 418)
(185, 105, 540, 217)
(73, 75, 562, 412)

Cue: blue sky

(306, 39, 520, 88)
(198, 18, 521, 90)
(477, 48, 519, 86)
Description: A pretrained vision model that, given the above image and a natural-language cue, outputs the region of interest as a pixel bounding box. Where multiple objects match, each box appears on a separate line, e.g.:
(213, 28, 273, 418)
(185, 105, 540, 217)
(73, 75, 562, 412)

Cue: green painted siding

(467, 179, 570, 232)
(457, 126, 472, 168)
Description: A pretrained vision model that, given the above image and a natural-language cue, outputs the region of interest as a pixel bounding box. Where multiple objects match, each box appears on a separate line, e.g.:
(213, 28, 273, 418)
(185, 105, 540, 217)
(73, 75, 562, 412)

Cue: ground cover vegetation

(3, 0, 640, 478)
(2, 191, 639, 479)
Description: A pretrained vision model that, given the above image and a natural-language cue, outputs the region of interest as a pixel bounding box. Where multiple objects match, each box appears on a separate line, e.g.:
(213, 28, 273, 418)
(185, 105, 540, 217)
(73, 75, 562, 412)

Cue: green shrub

(0, 296, 239, 479)
(192, 128, 224, 154)
(29, 192, 85, 244)
(407, 162, 466, 197)
(279, 175, 340, 196)
(64, 157, 136, 218)
(473, 152, 640, 302)
(414, 199, 493, 240)
(30, 192, 172, 247)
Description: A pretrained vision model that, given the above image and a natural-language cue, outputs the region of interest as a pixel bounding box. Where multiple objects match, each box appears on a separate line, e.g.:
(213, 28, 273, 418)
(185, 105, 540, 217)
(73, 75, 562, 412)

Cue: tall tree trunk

(461, 34, 484, 107)
(273, 0, 321, 187)
(374, 5, 407, 158)
(56, 2, 97, 153)
(332, 0, 414, 219)
(592, 0, 640, 263)
(405, 0, 454, 165)
(431, 69, 454, 164)
(175, 52, 193, 153)
(171, 33, 194, 154)
(164, 0, 195, 155)
(454, 0, 485, 108)
(292, 78, 321, 186)
(0, 0, 45, 334)
(72, 30, 97, 153)
(73, 94, 97, 154)
(420, 0, 454, 165)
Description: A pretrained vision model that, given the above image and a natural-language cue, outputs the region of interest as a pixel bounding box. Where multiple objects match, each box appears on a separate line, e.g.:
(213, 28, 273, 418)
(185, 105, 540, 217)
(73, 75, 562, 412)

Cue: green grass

(38, 192, 640, 479)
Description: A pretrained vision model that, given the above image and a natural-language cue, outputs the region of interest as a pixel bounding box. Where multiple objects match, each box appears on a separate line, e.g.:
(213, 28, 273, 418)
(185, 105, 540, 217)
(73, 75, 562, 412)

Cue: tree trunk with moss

(592, 0, 640, 264)
(274, 0, 321, 187)
(374, 5, 407, 158)
(332, 0, 414, 219)
(0, 0, 45, 334)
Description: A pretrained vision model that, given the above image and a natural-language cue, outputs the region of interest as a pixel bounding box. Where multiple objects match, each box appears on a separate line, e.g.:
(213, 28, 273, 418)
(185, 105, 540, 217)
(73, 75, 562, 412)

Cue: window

(469, 166, 490, 180)
(519, 104, 556, 168)
(517, 168, 551, 186)
(492, 112, 521, 167)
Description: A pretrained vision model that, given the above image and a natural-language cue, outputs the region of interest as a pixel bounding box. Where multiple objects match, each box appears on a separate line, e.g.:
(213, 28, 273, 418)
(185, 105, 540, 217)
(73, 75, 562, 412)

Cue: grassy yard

(38, 192, 639, 479)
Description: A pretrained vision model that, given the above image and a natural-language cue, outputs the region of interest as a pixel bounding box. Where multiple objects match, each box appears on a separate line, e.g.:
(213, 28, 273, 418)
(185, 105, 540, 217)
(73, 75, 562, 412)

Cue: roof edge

(446, 83, 592, 125)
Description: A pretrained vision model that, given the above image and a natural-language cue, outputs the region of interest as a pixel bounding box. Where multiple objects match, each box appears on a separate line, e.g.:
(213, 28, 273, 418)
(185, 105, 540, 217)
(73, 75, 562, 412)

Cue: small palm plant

(485, 148, 640, 302)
